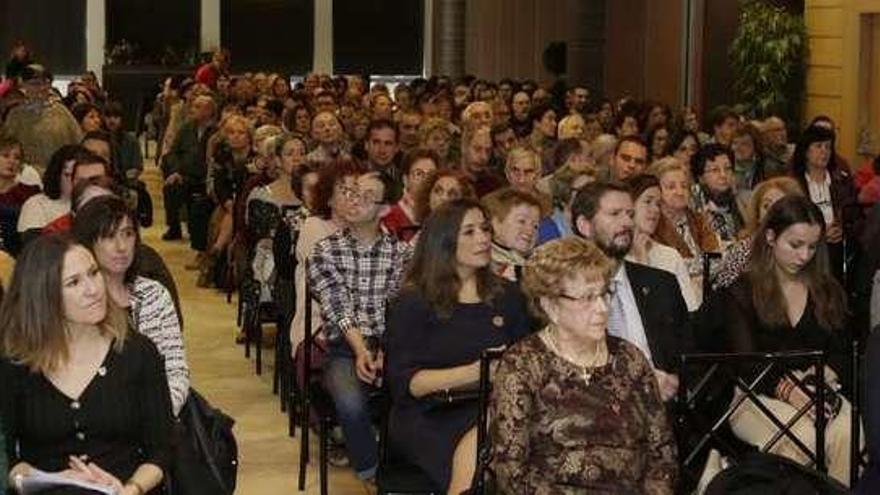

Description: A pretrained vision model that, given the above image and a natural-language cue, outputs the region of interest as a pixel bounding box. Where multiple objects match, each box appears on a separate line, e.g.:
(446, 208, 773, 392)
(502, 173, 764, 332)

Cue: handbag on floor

(169, 389, 238, 495)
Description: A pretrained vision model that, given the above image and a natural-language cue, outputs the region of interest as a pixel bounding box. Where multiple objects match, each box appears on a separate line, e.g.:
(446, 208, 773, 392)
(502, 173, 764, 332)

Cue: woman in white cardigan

(625, 173, 701, 311)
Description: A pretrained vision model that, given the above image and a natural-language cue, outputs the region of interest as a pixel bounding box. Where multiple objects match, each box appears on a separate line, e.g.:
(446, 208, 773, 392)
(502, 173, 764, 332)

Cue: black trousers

(184, 182, 214, 252)
(161, 161, 184, 233)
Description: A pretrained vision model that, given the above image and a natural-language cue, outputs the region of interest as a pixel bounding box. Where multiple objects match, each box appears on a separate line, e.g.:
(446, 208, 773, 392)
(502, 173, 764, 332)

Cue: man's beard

(598, 232, 633, 260)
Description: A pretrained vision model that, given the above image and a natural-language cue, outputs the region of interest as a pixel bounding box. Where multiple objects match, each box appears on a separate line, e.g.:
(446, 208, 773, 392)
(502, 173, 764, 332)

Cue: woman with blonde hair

(1, 235, 172, 495)
(491, 237, 677, 494)
(557, 113, 586, 141)
(650, 156, 720, 289)
(419, 117, 455, 167)
(711, 176, 804, 291)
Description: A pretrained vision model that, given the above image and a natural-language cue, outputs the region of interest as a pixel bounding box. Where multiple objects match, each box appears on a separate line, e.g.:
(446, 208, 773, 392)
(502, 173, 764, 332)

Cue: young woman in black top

(386, 199, 531, 494)
(719, 195, 856, 485)
(1, 235, 172, 494)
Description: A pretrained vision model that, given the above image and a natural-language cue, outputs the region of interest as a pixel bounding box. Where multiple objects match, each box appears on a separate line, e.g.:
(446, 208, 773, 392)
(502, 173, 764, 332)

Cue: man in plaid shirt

(309, 170, 410, 481)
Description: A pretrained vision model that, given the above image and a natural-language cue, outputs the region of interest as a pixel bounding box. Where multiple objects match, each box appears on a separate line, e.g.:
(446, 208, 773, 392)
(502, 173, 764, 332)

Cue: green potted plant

(730, 0, 807, 124)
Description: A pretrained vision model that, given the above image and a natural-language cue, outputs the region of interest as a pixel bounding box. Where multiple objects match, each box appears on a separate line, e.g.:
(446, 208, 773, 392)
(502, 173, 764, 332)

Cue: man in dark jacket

(162, 95, 216, 253)
(572, 180, 693, 402)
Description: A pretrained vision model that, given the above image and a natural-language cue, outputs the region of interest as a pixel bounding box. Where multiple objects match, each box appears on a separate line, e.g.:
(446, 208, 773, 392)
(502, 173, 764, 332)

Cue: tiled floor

(141, 163, 369, 495)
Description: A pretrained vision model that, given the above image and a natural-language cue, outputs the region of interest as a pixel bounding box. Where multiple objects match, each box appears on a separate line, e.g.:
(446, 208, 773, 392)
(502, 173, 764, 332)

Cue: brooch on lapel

(640, 286, 650, 296)
(492, 315, 505, 328)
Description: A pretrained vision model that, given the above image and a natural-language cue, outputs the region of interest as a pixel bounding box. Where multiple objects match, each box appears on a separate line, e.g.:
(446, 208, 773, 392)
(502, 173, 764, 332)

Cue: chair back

(677, 350, 830, 491)
(473, 348, 506, 494)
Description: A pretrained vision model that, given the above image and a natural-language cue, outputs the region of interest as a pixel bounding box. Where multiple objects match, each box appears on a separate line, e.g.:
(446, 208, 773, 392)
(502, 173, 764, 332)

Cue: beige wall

(805, 0, 880, 164)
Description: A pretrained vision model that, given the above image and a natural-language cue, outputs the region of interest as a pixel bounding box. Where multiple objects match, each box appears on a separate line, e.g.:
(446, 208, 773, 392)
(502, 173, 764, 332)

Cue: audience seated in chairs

(380, 148, 438, 242)
(308, 169, 410, 482)
(482, 187, 542, 282)
(650, 156, 720, 294)
(536, 143, 597, 245)
(691, 144, 744, 245)
(17, 145, 85, 246)
(1, 234, 173, 495)
(386, 199, 531, 494)
(491, 236, 677, 494)
(72, 195, 190, 416)
(790, 124, 861, 284)
(625, 173, 700, 312)
(289, 159, 363, 352)
(243, 133, 307, 310)
(414, 169, 475, 230)
(711, 176, 804, 292)
(716, 195, 858, 485)
(0, 134, 40, 256)
(571, 180, 692, 402)
(607, 135, 648, 182)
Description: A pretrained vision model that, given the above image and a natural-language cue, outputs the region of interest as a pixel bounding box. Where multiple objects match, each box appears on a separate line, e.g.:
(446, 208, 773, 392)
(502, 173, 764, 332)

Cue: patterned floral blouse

(490, 333, 677, 495)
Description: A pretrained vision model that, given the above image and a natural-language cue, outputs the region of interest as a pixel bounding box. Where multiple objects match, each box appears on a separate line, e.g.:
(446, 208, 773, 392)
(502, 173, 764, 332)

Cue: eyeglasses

(339, 186, 383, 205)
(557, 290, 610, 306)
(704, 164, 733, 175)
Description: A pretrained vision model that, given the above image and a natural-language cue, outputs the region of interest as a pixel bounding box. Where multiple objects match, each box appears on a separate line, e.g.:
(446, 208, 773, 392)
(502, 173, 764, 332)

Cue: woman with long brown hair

(386, 199, 531, 494)
(1, 235, 172, 494)
(719, 195, 855, 485)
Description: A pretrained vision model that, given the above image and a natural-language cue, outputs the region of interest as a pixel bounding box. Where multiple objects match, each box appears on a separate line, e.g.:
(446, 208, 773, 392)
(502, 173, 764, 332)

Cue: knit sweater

(129, 276, 190, 416)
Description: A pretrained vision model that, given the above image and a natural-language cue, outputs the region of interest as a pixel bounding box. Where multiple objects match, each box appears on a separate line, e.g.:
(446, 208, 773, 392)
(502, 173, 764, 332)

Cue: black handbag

(169, 389, 238, 495)
(422, 384, 480, 409)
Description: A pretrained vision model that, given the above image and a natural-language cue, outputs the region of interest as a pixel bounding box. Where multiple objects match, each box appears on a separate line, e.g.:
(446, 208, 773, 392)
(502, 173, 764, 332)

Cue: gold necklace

(545, 326, 606, 386)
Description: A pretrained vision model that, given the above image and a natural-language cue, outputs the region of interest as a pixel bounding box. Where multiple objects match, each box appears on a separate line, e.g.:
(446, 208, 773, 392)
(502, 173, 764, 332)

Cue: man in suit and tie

(571, 180, 692, 401)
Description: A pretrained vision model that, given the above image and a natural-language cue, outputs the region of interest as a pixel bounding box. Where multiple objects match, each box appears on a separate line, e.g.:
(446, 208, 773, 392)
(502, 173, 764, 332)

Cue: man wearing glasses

(309, 170, 411, 482)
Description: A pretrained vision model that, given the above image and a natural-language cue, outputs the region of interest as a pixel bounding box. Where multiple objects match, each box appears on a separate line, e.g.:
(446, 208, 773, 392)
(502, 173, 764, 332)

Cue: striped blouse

(129, 276, 190, 416)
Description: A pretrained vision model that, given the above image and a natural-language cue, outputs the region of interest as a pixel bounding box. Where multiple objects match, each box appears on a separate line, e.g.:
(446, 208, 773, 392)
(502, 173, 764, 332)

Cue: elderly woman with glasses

(491, 237, 677, 494)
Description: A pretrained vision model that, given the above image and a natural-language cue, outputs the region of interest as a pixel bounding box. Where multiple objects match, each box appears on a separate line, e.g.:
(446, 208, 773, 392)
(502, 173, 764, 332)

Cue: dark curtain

(333, 0, 423, 75)
(221, 0, 313, 74)
(0, 0, 86, 74)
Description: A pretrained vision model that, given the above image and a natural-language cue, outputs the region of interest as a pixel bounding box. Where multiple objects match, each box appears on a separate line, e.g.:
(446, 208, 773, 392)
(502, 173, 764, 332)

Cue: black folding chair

(240, 278, 276, 376)
(473, 348, 505, 495)
(375, 304, 441, 495)
(296, 270, 334, 495)
(702, 251, 723, 300)
(374, 387, 441, 495)
(852, 337, 868, 487)
(677, 350, 832, 492)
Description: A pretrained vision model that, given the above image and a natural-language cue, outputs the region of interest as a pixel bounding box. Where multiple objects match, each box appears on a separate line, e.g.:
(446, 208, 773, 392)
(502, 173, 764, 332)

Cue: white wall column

(201, 0, 222, 52)
(313, 0, 334, 74)
(423, 0, 434, 77)
(86, 0, 105, 79)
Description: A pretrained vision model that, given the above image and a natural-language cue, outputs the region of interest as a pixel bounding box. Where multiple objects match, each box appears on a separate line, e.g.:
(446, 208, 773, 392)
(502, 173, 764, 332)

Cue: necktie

(606, 279, 628, 339)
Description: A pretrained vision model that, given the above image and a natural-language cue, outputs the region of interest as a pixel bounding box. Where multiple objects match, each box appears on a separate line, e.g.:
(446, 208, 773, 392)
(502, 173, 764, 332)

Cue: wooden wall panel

(805, 0, 880, 163)
(604, 0, 647, 99)
(463, 0, 585, 84)
(807, 66, 844, 95)
(644, 0, 685, 106)
(809, 37, 845, 66)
